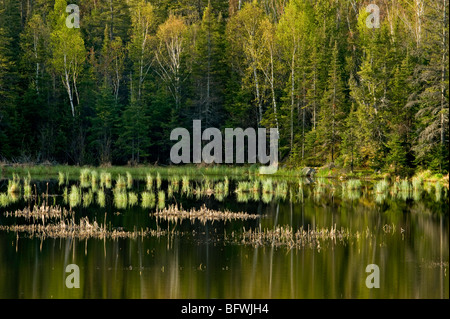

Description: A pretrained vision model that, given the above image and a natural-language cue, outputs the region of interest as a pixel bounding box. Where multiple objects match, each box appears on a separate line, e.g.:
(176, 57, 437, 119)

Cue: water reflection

(0, 174, 448, 299)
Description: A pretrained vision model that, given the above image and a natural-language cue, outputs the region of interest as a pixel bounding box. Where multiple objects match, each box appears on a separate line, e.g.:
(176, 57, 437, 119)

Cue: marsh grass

(100, 171, 112, 189)
(58, 172, 65, 186)
(113, 188, 127, 209)
(0, 193, 10, 207)
(262, 179, 273, 194)
(141, 191, 156, 209)
(236, 181, 252, 193)
(262, 192, 273, 204)
(156, 172, 162, 189)
(97, 189, 106, 207)
(126, 172, 133, 189)
(344, 179, 362, 190)
(146, 174, 154, 191)
(158, 190, 166, 209)
(181, 176, 190, 194)
(128, 191, 138, 206)
(115, 174, 126, 190)
(69, 185, 81, 207)
(169, 175, 180, 193)
(274, 182, 288, 200)
(374, 179, 389, 194)
(23, 174, 32, 200)
(83, 190, 94, 207)
(80, 169, 91, 188)
(63, 187, 68, 204)
(91, 170, 98, 190)
(7, 174, 21, 195)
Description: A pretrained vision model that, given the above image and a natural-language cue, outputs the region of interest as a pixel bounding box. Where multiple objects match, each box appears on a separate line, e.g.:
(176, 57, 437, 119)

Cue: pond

(0, 172, 448, 298)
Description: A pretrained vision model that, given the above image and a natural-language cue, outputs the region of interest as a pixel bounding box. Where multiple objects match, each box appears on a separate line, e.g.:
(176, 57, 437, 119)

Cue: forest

(0, 0, 448, 174)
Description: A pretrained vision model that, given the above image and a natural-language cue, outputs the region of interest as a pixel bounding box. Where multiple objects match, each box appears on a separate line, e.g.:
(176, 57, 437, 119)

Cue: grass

(113, 188, 127, 209)
(146, 174, 154, 191)
(374, 179, 389, 194)
(262, 179, 273, 194)
(157, 190, 165, 209)
(69, 185, 81, 207)
(128, 191, 138, 206)
(141, 191, 156, 209)
(80, 168, 91, 188)
(100, 171, 112, 189)
(115, 174, 126, 190)
(156, 172, 162, 189)
(344, 179, 362, 190)
(181, 176, 190, 193)
(97, 189, 106, 207)
(7, 174, 21, 195)
(126, 172, 133, 189)
(23, 174, 32, 199)
(58, 171, 65, 186)
(83, 190, 94, 207)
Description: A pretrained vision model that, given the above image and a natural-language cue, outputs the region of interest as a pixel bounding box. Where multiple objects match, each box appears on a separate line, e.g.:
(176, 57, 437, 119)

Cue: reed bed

(146, 174, 154, 191)
(100, 171, 112, 189)
(232, 225, 353, 249)
(0, 216, 166, 240)
(4, 204, 74, 221)
(153, 204, 259, 224)
(141, 191, 156, 209)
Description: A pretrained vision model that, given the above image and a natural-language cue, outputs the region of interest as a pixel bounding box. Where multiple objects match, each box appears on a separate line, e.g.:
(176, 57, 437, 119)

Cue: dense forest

(0, 0, 448, 174)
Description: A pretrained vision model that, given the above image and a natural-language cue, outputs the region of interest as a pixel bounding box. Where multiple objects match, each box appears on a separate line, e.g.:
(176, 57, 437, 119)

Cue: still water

(0, 176, 448, 298)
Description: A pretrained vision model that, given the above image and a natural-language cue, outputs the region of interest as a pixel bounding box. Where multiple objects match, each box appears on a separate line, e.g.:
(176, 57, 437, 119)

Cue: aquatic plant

(156, 172, 162, 189)
(69, 185, 81, 207)
(146, 174, 154, 191)
(58, 171, 65, 186)
(128, 192, 138, 206)
(7, 174, 21, 195)
(100, 171, 112, 189)
(115, 174, 126, 190)
(80, 169, 91, 188)
(262, 179, 273, 194)
(126, 172, 133, 189)
(83, 190, 94, 207)
(141, 191, 156, 209)
(91, 170, 99, 190)
(157, 190, 166, 209)
(373, 180, 389, 194)
(113, 188, 127, 209)
(97, 189, 106, 207)
(181, 176, 190, 194)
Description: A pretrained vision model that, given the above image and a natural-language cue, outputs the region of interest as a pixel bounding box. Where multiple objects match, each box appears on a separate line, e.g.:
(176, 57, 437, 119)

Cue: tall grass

(83, 190, 94, 207)
(7, 174, 21, 195)
(141, 191, 156, 209)
(182, 176, 190, 194)
(58, 171, 65, 186)
(97, 189, 106, 207)
(23, 174, 32, 200)
(126, 172, 133, 189)
(156, 172, 162, 189)
(128, 192, 138, 206)
(69, 185, 81, 207)
(158, 190, 166, 209)
(115, 174, 126, 190)
(146, 174, 154, 191)
(80, 168, 91, 188)
(373, 180, 389, 194)
(100, 171, 112, 189)
(91, 170, 99, 190)
(262, 179, 273, 194)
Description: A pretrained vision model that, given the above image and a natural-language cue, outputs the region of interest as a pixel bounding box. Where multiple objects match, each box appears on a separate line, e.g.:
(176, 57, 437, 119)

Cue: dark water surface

(0, 177, 448, 298)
